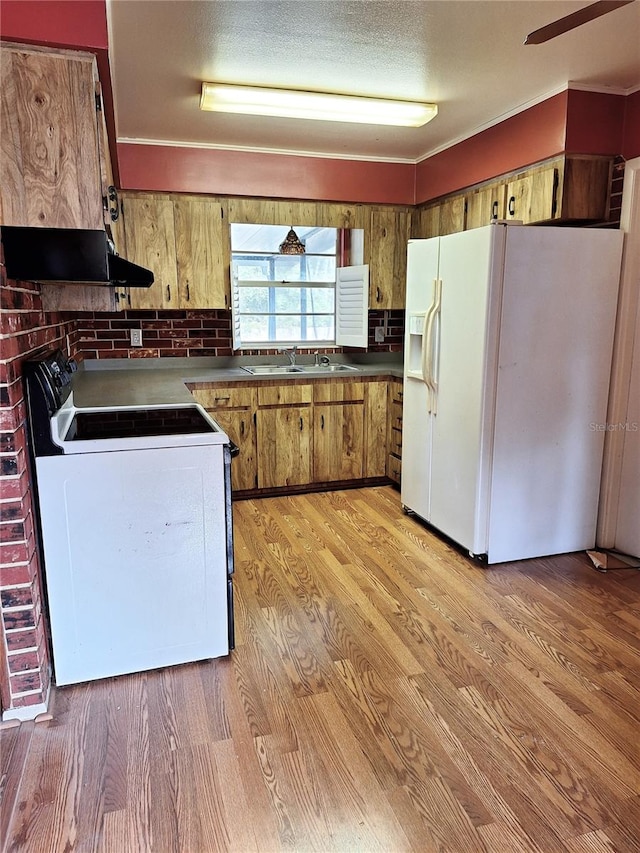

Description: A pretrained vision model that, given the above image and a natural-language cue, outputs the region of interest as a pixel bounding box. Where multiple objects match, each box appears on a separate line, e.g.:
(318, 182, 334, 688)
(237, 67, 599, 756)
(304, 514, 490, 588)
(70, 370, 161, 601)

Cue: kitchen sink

(294, 364, 360, 373)
(240, 365, 304, 375)
(241, 363, 360, 375)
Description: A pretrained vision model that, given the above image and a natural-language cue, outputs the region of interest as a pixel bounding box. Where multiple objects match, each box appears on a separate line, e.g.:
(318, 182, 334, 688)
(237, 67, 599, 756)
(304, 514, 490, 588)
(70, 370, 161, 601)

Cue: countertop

(71, 355, 404, 409)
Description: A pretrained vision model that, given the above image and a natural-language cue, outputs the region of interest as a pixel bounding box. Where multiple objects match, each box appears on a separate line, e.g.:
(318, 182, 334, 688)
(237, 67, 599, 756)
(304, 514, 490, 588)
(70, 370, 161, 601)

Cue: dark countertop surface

(71, 355, 404, 409)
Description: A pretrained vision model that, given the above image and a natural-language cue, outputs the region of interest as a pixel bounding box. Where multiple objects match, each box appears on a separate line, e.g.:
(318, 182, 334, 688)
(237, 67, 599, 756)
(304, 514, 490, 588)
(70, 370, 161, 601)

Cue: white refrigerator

(401, 222, 624, 564)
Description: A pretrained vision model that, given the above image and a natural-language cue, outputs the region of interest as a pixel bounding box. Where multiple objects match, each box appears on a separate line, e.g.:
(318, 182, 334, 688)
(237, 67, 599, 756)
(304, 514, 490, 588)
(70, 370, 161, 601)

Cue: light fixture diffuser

(200, 83, 437, 128)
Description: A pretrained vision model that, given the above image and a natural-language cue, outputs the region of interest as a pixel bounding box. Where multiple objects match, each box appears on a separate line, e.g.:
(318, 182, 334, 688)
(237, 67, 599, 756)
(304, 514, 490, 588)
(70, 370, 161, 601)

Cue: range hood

(0, 226, 154, 288)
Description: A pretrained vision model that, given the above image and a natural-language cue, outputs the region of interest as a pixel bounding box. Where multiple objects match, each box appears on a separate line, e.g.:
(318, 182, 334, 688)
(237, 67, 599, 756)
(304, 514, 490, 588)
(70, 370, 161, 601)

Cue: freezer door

(401, 375, 434, 520)
(401, 239, 441, 520)
(428, 227, 500, 554)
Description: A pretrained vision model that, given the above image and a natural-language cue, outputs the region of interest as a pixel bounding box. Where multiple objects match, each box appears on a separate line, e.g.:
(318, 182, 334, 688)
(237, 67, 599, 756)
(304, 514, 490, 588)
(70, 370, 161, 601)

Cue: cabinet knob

(376, 286, 381, 303)
(166, 284, 171, 302)
(299, 416, 304, 431)
(508, 196, 516, 217)
(321, 414, 325, 430)
(491, 200, 499, 220)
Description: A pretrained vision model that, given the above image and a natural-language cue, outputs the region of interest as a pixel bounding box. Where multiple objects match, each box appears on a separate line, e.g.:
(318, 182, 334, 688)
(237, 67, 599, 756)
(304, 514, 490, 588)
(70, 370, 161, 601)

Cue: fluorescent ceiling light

(200, 83, 437, 128)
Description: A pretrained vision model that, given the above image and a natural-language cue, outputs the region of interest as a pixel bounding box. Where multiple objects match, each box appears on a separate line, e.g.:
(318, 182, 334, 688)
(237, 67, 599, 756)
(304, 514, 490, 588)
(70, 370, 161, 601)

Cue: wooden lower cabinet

(210, 409, 257, 491)
(189, 385, 257, 491)
(365, 380, 388, 478)
(314, 403, 364, 482)
(256, 406, 312, 488)
(190, 377, 392, 494)
(256, 383, 313, 488)
(386, 377, 403, 485)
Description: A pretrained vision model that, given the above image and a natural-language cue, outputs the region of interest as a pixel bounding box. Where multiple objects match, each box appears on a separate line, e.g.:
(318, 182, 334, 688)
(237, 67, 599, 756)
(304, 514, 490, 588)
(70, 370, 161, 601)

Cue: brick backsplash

(73, 309, 234, 359)
(73, 308, 405, 359)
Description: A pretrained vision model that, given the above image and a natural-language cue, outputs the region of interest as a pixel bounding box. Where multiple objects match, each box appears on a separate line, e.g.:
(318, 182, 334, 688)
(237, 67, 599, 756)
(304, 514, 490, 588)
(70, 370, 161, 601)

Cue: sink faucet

(278, 345, 297, 366)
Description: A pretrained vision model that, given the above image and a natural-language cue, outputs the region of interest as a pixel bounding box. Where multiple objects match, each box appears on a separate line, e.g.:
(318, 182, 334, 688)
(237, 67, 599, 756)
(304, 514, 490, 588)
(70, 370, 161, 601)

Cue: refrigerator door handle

(430, 279, 443, 415)
(421, 305, 434, 410)
(423, 279, 440, 412)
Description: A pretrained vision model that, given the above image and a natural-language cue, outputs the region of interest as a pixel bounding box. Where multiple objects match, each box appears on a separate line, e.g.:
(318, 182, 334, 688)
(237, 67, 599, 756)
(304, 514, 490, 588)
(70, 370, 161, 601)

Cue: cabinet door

(174, 198, 230, 309)
(122, 196, 178, 309)
(439, 196, 466, 235)
(506, 167, 557, 224)
(209, 409, 257, 492)
(560, 157, 611, 221)
(314, 403, 364, 482)
(411, 204, 440, 239)
(369, 207, 411, 308)
(365, 380, 388, 478)
(256, 407, 312, 488)
(1, 46, 103, 229)
(190, 385, 257, 492)
(465, 184, 506, 230)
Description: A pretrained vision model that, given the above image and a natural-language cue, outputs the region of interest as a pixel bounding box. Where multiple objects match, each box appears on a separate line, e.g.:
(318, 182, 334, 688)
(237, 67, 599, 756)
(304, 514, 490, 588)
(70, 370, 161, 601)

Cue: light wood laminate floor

(2, 486, 640, 852)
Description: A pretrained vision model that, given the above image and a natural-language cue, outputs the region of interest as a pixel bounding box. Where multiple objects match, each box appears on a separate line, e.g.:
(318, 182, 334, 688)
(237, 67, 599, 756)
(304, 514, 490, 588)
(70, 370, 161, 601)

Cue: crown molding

(117, 137, 416, 165)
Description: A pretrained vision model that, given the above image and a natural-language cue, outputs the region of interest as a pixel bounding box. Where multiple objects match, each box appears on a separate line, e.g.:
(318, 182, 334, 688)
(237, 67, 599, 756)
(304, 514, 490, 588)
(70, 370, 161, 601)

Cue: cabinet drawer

(192, 386, 254, 409)
(390, 401, 403, 431)
(387, 454, 402, 484)
(390, 384, 403, 406)
(313, 381, 366, 403)
(258, 384, 312, 406)
(390, 426, 402, 456)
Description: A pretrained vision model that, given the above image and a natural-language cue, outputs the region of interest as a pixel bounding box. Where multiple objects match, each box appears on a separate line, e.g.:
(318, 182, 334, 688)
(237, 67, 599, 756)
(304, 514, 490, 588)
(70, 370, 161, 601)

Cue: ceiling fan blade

(524, 0, 634, 44)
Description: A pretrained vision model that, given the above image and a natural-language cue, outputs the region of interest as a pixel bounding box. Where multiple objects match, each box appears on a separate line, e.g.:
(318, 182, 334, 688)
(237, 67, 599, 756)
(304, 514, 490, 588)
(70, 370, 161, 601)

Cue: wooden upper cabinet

(0, 44, 104, 230)
(504, 157, 611, 224)
(316, 202, 368, 229)
(557, 157, 612, 221)
(439, 196, 466, 235)
(123, 195, 178, 309)
(228, 198, 318, 226)
(368, 207, 412, 309)
(121, 193, 231, 310)
(506, 165, 558, 224)
(173, 198, 230, 309)
(411, 204, 440, 239)
(413, 154, 612, 238)
(466, 183, 507, 230)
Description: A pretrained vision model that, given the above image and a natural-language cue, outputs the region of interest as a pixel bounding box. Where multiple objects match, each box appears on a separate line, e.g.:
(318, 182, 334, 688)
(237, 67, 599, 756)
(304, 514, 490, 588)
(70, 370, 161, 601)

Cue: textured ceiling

(107, 0, 640, 162)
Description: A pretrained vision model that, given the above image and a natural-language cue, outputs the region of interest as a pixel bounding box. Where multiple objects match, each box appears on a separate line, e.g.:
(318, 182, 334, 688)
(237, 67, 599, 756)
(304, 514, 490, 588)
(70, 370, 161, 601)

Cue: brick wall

(0, 264, 77, 717)
(72, 308, 405, 359)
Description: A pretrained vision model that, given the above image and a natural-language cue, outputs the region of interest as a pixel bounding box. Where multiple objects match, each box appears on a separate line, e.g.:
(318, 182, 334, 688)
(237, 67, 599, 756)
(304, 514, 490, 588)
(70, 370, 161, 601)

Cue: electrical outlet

(130, 328, 143, 347)
(374, 326, 385, 343)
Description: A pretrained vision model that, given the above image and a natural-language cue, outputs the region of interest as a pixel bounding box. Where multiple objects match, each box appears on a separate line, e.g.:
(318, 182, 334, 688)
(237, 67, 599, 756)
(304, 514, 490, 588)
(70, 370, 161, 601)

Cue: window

(231, 224, 338, 348)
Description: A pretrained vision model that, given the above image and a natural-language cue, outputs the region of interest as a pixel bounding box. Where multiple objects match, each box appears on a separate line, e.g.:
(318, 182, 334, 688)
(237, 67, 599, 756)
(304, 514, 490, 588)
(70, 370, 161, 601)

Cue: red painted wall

(0, 0, 108, 49)
(117, 143, 416, 206)
(415, 92, 569, 205)
(623, 90, 640, 160)
(565, 90, 626, 155)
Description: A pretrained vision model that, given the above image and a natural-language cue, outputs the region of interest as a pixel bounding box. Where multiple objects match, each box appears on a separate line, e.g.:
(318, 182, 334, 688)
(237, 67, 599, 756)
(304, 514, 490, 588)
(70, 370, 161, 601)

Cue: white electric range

(24, 350, 235, 686)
